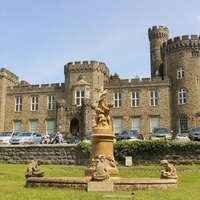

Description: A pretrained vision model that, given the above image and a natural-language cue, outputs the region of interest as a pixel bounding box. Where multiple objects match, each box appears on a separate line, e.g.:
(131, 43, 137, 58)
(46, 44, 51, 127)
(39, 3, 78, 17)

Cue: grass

(0, 164, 200, 200)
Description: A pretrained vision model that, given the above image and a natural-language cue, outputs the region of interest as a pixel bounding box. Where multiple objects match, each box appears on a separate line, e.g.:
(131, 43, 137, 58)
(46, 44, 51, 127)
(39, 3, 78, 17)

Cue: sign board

(125, 156, 132, 166)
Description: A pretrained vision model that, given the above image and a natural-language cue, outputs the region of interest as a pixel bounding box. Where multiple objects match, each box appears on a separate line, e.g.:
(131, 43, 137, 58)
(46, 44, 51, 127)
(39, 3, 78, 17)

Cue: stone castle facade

(1, 25, 200, 138)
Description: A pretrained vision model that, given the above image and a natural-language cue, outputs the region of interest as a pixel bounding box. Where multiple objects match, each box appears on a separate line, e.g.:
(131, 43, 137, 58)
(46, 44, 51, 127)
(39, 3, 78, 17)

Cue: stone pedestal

(84, 127, 119, 177)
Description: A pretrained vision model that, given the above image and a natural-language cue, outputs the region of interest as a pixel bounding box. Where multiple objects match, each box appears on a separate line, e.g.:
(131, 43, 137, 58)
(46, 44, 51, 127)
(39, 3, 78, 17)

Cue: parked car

(188, 126, 200, 141)
(0, 131, 20, 145)
(9, 132, 42, 144)
(173, 132, 190, 142)
(116, 130, 144, 141)
(149, 127, 173, 141)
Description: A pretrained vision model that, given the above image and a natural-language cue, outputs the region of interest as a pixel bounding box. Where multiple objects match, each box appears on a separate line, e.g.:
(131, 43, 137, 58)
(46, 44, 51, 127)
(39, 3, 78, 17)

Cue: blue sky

(1, 0, 200, 84)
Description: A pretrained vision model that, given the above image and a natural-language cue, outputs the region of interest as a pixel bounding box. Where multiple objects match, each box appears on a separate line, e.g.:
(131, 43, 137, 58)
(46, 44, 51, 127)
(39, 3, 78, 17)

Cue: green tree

(110, 73, 120, 80)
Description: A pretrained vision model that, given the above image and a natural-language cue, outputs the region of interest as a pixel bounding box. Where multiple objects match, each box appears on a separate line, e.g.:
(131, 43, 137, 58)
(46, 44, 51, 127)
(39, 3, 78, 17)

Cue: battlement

(161, 35, 200, 54)
(64, 60, 109, 75)
(104, 77, 170, 88)
(148, 26, 169, 40)
(148, 26, 168, 32)
(0, 68, 19, 84)
(7, 83, 65, 93)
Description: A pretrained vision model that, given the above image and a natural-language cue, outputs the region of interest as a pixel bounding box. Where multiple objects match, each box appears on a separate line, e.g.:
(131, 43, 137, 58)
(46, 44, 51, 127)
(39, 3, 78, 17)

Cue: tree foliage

(110, 73, 120, 80)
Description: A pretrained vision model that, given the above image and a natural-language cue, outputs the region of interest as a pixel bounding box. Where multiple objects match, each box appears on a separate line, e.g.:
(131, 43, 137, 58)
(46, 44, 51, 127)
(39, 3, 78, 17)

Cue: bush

(76, 141, 91, 158)
(114, 140, 200, 160)
(76, 140, 200, 162)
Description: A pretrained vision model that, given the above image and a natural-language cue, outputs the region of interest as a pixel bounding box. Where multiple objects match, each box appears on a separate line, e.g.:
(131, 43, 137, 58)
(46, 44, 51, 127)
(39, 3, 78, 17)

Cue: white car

(173, 133, 190, 142)
(0, 131, 20, 145)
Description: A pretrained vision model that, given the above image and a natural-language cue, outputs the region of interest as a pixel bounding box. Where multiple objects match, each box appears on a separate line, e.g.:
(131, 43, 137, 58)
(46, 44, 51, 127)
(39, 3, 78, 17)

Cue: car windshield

(153, 128, 169, 134)
(179, 133, 188, 137)
(191, 127, 200, 132)
(18, 132, 32, 137)
(121, 130, 138, 135)
(0, 132, 12, 136)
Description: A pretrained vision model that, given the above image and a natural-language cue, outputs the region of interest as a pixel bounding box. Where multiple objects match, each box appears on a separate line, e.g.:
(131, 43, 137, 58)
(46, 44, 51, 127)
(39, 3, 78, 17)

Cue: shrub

(76, 140, 200, 162)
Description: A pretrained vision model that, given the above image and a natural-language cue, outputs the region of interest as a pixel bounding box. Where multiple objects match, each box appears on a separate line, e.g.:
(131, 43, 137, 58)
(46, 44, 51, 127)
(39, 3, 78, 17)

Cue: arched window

(177, 68, 185, 79)
(178, 89, 186, 104)
(179, 116, 188, 133)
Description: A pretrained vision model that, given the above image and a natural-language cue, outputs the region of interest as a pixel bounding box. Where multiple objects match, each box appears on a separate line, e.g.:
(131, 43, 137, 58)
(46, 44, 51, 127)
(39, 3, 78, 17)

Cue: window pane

(179, 116, 188, 133)
(113, 118, 122, 135)
(30, 121, 37, 132)
(114, 92, 122, 108)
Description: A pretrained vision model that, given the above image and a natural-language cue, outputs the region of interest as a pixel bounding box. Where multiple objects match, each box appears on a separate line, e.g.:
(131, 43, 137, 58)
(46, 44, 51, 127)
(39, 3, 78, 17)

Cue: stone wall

(0, 144, 200, 165)
(0, 144, 87, 165)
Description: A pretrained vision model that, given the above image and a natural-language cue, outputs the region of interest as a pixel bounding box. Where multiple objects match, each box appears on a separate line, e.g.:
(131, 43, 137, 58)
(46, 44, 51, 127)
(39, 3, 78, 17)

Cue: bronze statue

(160, 160, 178, 179)
(91, 89, 113, 128)
(25, 159, 44, 178)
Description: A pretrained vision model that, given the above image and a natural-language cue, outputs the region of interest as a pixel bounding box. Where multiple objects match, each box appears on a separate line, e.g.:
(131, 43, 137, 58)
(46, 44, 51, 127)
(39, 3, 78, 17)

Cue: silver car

(149, 127, 173, 141)
(9, 132, 42, 144)
(116, 130, 144, 141)
(0, 131, 20, 144)
(188, 126, 200, 141)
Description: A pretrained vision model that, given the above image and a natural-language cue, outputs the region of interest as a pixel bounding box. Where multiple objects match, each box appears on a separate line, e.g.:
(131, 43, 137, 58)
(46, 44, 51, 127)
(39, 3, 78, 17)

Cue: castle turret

(161, 34, 200, 133)
(148, 26, 169, 79)
(0, 68, 19, 131)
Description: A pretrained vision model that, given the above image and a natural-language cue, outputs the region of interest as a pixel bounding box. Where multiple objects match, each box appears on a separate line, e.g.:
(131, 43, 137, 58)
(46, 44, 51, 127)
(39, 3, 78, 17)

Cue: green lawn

(0, 163, 200, 200)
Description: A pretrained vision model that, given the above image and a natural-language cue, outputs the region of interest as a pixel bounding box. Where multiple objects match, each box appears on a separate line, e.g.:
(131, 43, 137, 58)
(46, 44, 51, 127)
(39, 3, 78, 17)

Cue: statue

(85, 89, 119, 178)
(25, 159, 44, 179)
(92, 154, 110, 181)
(160, 160, 178, 179)
(91, 89, 113, 128)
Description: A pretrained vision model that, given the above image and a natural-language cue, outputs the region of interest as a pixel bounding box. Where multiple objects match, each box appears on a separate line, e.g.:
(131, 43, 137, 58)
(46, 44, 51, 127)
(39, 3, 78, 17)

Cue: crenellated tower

(161, 34, 200, 133)
(148, 26, 169, 79)
(0, 68, 19, 130)
(64, 60, 110, 107)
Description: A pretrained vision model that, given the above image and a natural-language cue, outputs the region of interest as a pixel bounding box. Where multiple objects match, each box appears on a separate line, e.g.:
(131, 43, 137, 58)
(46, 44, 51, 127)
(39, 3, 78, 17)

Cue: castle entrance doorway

(70, 118, 79, 136)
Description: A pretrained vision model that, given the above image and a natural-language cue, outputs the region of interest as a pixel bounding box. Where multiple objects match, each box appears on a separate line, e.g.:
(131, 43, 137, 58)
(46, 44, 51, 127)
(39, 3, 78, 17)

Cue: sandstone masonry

(0, 25, 200, 138)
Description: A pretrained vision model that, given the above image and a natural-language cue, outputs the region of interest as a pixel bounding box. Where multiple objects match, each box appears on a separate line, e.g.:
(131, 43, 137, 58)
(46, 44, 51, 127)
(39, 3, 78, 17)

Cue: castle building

(1, 25, 200, 138)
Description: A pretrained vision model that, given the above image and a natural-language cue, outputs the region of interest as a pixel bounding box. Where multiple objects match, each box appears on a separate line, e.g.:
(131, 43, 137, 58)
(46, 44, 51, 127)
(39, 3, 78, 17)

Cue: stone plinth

(87, 181, 113, 192)
(84, 127, 119, 177)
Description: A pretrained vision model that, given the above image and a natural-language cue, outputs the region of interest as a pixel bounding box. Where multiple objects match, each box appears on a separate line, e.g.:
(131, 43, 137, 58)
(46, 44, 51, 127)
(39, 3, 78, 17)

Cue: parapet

(0, 68, 19, 84)
(64, 60, 109, 75)
(104, 77, 170, 87)
(148, 26, 169, 40)
(7, 83, 65, 93)
(148, 26, 168, 32)
(161, 35, 200, 54)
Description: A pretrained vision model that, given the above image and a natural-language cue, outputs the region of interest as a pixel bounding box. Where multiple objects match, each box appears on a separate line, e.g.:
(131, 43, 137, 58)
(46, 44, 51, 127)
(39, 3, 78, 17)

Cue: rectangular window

(150, 116, 159, 131)
(14, 121, 21, 132)
(131, 91, 140, 107)
(150, 91, 158, 106)
(48, 96, 55, 110)
(114, 92, 122, 108)
(113, 118, 122, 135)
(31, 96, 38, 111)
(30, 121, 37, 132)
(15, 97, 22, 112)
(46, 120, 55, 134)
(178, 89, 186, 104)
(75, 90, 85, 106)
(177, 68, 185, 79)
(191, 51, 199, 57)
(132, 117, 141, 133)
